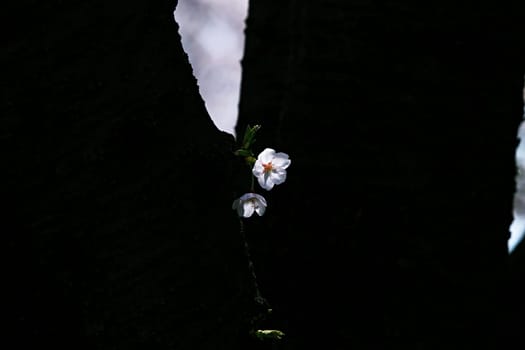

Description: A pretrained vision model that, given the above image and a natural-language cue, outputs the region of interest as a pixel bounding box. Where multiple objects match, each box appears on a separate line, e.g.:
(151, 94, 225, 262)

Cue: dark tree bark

(3, 1, 257, 349)
(238, 1, 525, 348)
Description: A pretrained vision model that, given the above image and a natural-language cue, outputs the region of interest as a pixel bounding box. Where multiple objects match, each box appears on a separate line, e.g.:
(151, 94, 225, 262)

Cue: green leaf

(252, 329, 285, 340)
(241, 125, 252, 147)
(242, 124, 261, 150)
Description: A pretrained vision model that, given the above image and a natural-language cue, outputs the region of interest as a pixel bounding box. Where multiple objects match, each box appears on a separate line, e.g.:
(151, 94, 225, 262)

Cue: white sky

(174, 1, 524, 253)
(174, 0, 248, 137)
(509, 87, 525, 253)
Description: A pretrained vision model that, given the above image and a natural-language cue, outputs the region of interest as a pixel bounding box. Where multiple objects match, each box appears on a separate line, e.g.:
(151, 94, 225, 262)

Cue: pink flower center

(263, 162, 273, 173)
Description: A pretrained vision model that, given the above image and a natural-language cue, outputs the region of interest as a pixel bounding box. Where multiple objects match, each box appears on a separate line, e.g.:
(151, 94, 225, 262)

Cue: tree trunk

(238, 1, 525, 348)
(3, 1, 255, 349)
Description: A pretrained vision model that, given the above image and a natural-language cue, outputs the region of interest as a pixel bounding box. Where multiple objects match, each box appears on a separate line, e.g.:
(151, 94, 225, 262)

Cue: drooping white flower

(232, 193, 267, 218)
(252, 148, 291, 191)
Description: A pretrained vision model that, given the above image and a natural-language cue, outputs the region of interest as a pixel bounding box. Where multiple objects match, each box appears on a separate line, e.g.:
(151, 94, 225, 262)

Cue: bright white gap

(509, 83, 525, 253)
(174, 0, 249, 138)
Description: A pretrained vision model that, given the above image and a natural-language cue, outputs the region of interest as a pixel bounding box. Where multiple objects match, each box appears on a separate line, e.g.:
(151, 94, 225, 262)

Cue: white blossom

(252, 148, 291, 191)
(232, 193, 267, 218)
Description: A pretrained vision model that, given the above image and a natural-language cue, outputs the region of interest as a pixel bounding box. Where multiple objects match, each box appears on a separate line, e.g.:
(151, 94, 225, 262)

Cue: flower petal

(257, 148, 276, 164)
(255, 204, 266, 216)
(232, 198, 240, 210)
(272, 153, 291, 169)
(270, 171, 287, 185)
(252, 193, 267, 207)
(239, 193, 254, 201)
(242, 200, 255, 217)
(253, 194, 267, 216)
(258, 173, 275, 190)
(236, 205, 245, 217)
(252, 161, 265, 177)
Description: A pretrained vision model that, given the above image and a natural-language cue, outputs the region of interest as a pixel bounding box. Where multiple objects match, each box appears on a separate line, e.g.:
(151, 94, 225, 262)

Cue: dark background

(3, 1, 525, 349)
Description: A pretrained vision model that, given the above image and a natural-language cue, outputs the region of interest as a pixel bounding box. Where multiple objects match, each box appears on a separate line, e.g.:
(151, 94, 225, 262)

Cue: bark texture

(238, 1, 525, 348)
(3, 1, 255, 349)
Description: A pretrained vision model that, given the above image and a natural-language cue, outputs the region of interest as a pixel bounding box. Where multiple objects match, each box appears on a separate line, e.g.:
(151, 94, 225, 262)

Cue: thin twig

(239, 218, 269, 308)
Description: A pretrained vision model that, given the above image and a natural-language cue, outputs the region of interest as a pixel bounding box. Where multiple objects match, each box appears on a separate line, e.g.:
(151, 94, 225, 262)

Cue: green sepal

(234, 149, 253, 157)
(245, 156, 256, 167)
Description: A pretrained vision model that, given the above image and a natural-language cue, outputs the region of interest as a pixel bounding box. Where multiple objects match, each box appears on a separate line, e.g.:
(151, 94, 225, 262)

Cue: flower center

(263, 162, 273, 173)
